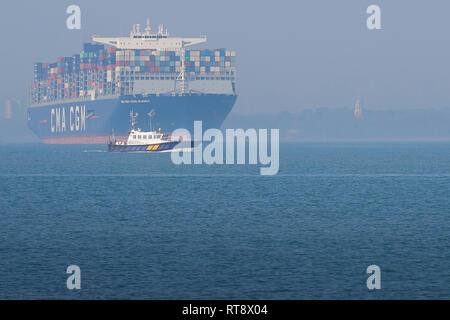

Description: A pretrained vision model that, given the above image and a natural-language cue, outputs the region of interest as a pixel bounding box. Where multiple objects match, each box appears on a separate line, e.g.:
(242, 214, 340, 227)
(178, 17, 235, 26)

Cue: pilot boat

(107, 110, 190, 152)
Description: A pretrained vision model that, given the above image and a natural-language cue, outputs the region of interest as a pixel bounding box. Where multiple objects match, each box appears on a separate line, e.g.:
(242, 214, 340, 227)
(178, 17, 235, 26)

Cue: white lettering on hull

(50, 105, 86, 134)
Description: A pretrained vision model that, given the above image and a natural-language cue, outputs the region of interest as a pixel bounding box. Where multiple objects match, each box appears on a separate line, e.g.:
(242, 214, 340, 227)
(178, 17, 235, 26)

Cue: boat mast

(147, 109, 155, 131)
(129, 110, 138, 130)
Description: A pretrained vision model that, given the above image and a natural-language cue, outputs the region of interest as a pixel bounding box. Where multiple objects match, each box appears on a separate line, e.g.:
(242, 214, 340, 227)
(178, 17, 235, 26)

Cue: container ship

(27, 20, 237, 144)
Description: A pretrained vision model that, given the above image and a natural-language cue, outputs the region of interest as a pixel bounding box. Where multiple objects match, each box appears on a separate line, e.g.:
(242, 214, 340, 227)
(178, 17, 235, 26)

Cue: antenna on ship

(147, 109, 156, 132)
(129, 109, 138, 130)
(145, 18, 151, 34)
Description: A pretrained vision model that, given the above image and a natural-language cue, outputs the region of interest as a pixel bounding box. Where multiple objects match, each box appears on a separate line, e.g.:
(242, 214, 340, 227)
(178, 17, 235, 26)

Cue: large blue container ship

(27, 20, 237, 144)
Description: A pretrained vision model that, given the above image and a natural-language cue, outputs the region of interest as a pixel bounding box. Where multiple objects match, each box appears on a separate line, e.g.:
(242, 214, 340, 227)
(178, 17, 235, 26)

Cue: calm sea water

(0, 142, 449, 299)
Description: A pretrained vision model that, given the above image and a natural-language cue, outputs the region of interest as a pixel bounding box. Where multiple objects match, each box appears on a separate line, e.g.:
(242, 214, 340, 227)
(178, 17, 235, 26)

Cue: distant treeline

(223, 108, 450, 141)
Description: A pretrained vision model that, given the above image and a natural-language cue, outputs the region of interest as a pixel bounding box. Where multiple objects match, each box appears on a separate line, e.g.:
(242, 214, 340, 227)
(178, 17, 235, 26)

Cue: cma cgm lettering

(51, 106, 86, 133)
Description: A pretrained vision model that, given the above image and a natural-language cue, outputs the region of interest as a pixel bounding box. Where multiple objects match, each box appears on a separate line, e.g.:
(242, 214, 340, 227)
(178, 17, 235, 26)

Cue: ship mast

(147, 109, 155, 132)
(176, 46, 188, 94)
(129, 110, 138, 130)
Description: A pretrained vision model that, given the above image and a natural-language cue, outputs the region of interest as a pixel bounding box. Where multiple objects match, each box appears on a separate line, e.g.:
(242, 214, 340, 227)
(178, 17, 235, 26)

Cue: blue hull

(108, 141, 194, 152)
(27, 93, 237, 144)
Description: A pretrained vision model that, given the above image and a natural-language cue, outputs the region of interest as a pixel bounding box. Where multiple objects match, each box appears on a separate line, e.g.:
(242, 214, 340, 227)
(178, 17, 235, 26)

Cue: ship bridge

(92, 19, 207, 50)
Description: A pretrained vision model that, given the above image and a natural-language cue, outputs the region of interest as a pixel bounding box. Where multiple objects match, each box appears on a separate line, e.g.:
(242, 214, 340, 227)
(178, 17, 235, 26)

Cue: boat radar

(92, 19, 207, 50)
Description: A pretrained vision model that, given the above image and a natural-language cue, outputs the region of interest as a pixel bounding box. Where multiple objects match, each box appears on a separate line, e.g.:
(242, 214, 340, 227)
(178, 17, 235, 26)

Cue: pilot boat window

(138, 135, 142, 139)
(132, 135, 136, 139)
(143, 135, 147, 139)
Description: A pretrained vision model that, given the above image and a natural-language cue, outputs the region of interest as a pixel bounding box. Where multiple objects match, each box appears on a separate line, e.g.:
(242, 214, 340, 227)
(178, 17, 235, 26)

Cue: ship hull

(27, 93, 237, 144)
(108, 140, 196, 152)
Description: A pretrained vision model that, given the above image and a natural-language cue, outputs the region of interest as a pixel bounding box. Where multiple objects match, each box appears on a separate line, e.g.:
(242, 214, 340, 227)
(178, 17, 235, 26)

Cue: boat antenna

(129, 109, 138, 130)
(147, 109, 156, 131)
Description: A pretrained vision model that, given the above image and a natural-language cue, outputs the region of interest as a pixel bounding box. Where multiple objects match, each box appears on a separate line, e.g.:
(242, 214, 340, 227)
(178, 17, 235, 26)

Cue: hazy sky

(1, 0, 450, 115)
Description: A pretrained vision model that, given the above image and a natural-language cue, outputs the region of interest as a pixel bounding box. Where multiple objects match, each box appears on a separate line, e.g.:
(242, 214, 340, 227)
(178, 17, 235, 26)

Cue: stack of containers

(106, 47, 117, 95)
(32, 44, 236, 104)
(185, 48, 236, 75)
(71, 54, 81, 98)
